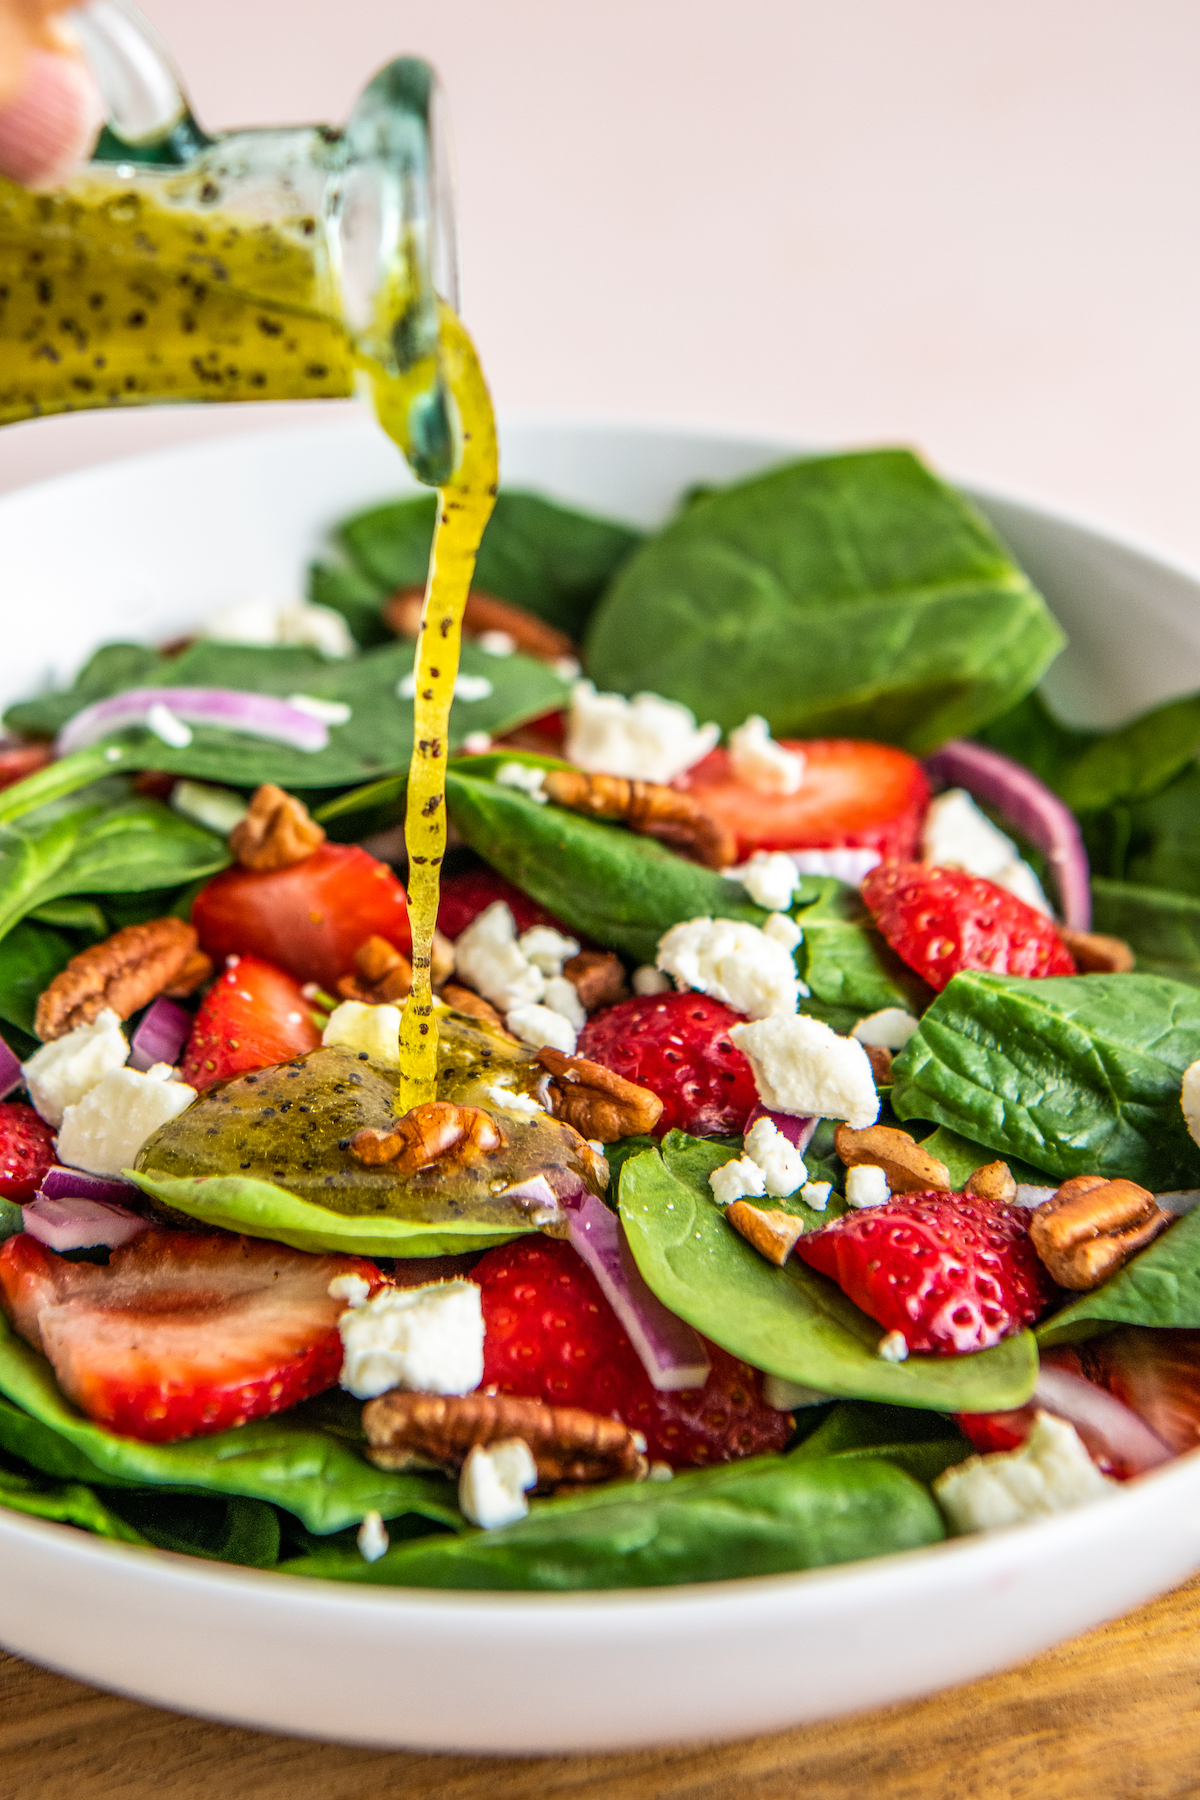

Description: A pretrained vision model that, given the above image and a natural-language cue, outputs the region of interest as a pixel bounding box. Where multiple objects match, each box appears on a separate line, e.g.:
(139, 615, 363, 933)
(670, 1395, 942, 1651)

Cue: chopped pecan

(385, 585, 576, 665)
(441, 983, 518, 1038)
(348, 1100, 504, 1173)
(1030, 1175, 1172, 1289)
(1058, 928, 1136, 974)
(230, 784, 325, 872)
(362, 1390, 648, 1486)
(35, 918, 201, 1041)
(336, 935, 413, 1004)
(725, 1200, 805, 1266)
(965, 1159, 1018, 1204)
(863, 1045, 893, 1086)
(563, 949, 629, 1013)
(543, 768, 736, 871)
(535, 1047, 663, 1142)
(834, 1123, 952, 1194)
(163, 947, 214, 998)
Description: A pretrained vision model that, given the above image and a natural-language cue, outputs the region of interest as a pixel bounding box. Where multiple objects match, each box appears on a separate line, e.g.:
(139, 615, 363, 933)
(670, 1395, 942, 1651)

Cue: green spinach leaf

(0, 919, 74, 1035)
(107, 1490, 283, 1568)
(618, 1136, 1037, 1411)
(979, 688, 1200, 816)
(584, 449, 1063, 750)
(795, 878, 931, 1027)
(790, 1399, 972, 1485)
(892, 971, 1200, 1190)
(1090, 879, 1200, 988)
(307, 560, 393, 648)
(0, 1452, 149, 1544)
(915, 1124, 1052, 1188)
(1037, 1206, 1200, 1346)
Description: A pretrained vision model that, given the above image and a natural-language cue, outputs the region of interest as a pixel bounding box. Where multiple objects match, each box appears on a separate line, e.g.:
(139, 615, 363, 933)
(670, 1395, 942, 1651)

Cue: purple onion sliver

(743, 1104, 818, 1155)
(40, 1165, 141, 1207)
(22, 1194, 149, 1252)
(922, 738, 1091, 931)
(0, 1034, 22, 1101)
(129, 997, 191, 1072)
(568, 1192, 711, 1392)
(56, 687, 329, 758)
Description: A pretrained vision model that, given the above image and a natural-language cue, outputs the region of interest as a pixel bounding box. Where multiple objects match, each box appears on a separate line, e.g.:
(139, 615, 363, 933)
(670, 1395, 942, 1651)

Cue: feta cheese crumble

(337, 1279, 484, 1400)
(286, 694, 353, 726)
(146, 702, 192, 749)
(846, 1164, 890, 1209)
(478, 629, 517, 656)
(739, 851, 799, 912)
(454, 902, 545, 1011)
(543, 975, 586, 1031)
(851, 1008, 920, 1051)
(762, 911, 804, 955)
(1183, 1059, 1200, 1148)
(934, 1412, 1115, 1534)
(459, 1439, 538, 1530)
(322, 1001, 403, 1067)
(518, 925, 580, 976)
(743, 1115, 806, 1197)
(204, 597, 355, 659)
(709, 1155, 767, 1205)
(495, 761, 548, 804)
(357, 1510, 390, 1562)
(788, 847, 882, 885)
(656, 916, 799, 1019)
(398, 670, 494, 703)
(800, 1181, 832, 1211)
(484, 1084, 544, 1118)
(462, 731, 493, 755)
(565, 680, 720, 783)
(877, 1330, 909, 1362)
(729, 1014, 879, 1129)
(632, 965, 672, 996)
(22, 1010, 130, 1127)
(57, 1063, 197, 1177)
(728, 715, 805, 795)
(170, 780, 250, 836)
(328, 1273, 371, 1307)
(922, 789, 1051, 916)
(505, 1002, 577, 1055)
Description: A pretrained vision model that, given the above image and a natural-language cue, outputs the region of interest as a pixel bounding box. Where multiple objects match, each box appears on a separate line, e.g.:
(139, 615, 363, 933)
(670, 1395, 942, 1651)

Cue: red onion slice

(129, 997, 192, 1072)
(40, 1165, 140, 1207)
(957, 1350, 1172, 1480)
(743, 1104, 818, 1154)
(922, 739, 1091, 931)
(23, 1193, 149, 1252)
(568, 1192, 711, 1392)
(56, 688, 330, 757)
(0, 1034, 22, 1101)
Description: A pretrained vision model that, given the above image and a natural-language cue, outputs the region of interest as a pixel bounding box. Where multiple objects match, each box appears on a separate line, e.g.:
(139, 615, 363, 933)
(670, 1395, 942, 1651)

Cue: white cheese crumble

(357, 1510, 390, 1562)
(322, 1001, 403, 1068)
(398, 670, 495, 702)
(147, 702, 192, 749)
(204, 597, 355, 659)
(484, 1084, 544, 1118)
(788, 847, 882, 885)
(454, 902, 545, 1012)
(286, 693, 353, 726)
(337, 1279, 484, 1400)
(852, 1007, 920, 1050)
(800, 1181, 832, 1211)
(328, 1273, 372, 1307)
(478, 629, 517, 656)
(656, 916, 799, 1020)
(763, 1374, 835, 1410)
(632, 965, 672, 996)
(922, 788, 1051, 916)
(543, 975, 586, 1031)
(846, 1164, 890, 1209)
(565, 680, 720, 783)
(462, 731, 493, 755)
(518, 925, 580, 976)
(762, 911, 804, 955)
(709, 1155, 767, 1205)
(934, 1412, 1115, 1534)
(729, 1014, 879, 1129)
(22, 1010, 130, 1127)
(459, 1439, 538, 1530)
(728, 715, 805, 795)
(877, 1329, 909, 1362)
(495, 761, 548, 804)
(504, 1002, 577, 1055)
(1183, 1060, 1200, 1148)
(992, 859, 1053, 915)
(739, 851, 799, 912)
(57, 1063, 197, 1177)
(170, 779, 250, 836)
(743, 1116, 806, 1197)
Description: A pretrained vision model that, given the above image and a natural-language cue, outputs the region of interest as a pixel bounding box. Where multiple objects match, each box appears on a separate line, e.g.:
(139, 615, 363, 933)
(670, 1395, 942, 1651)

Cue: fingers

(0, 45, 102, 187)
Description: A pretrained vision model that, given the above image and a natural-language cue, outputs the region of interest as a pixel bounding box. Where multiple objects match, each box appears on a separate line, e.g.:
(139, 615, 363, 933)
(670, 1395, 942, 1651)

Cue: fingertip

(0, 49, 103, 189)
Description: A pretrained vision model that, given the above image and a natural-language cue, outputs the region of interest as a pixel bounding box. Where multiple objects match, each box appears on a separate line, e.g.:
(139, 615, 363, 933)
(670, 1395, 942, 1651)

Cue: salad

(0, 445, 1197, 1592)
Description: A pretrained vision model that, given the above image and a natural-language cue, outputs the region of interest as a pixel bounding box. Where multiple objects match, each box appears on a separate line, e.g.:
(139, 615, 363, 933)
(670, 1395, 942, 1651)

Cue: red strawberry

(860, 862, 1076, 992)
(179, 954, 320, 1090)
(437, 865, 568, 941)
(193, 842, 411, 991)
(0, 1102, 56, 1203)
(577, 991, 758, 1138)
(796, 1189, 1058, 1355)
(0, 742, 52, 793)
(678, 739, 929, 864)
(474, 1236, 790, 1468)
(954, 1343, 1173, 1479)
(0, 1229, 383, 1443)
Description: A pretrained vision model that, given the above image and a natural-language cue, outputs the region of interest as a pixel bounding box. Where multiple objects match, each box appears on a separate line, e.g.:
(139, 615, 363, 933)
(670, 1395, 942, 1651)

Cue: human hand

(0, 0, 102, 186)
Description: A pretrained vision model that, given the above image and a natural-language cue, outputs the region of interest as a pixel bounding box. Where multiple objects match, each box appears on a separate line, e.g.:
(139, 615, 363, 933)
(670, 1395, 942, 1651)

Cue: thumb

(0, 46, 102, 188)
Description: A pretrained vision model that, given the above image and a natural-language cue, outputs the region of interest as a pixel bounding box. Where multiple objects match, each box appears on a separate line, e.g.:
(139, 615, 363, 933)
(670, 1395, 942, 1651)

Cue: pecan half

(441, 983, 518, 1037)
(35, 918, 201, 1041)
(362, 1390, 648, 1486)
(965, 1159, 1017, 1204)
(834, 1123, 952, 1194)
(725, 1200, 806, 1267)
(348, 1100, 504, 1173)
(1030, 1174, 1172, 1289)
(385, 586, 575, 665)
(535, 1047, 663, 1142)
(563, 949, 629, 1013)
(1058, 928, 1136, 975)
(863, 1045, 893, 1086)
(336, 935, 413, 1004)
(543, 769, 736, 871)
(230, 784, 325, 872)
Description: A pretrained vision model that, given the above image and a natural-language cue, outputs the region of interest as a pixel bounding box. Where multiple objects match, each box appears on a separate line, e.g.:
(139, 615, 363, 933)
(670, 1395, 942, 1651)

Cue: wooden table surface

(5, 1576, 1200, 1800)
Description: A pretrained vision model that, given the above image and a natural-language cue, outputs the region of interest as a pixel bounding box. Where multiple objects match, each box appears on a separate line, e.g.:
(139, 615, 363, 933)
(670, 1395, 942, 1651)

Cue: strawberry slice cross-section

(0, 1229, 384, 1443)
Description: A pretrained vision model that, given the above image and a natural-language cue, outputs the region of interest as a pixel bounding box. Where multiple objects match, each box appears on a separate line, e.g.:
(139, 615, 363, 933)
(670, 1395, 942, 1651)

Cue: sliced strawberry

(577, 991, 759, 1137)
(437, 865, 567, 941)
(1074, 1326, 1200, 1458)
(0, 743, 52, 793)
(955, 1345, 1172, 1479)
(475, 1236, 789, 1468)
(193, 842, 411, 991)
(861, 861, 1076, 992)
(0, 1103, 56, 1203)
(796, 1189, 1058, 1355)
(0, 1229, 383, 1443)
(678, 739, 929, 864)
(179, 954, 320, 1090)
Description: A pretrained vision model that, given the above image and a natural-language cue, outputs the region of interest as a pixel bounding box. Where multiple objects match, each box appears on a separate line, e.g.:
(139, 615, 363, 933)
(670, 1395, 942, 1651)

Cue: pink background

(3, 0, 1199, 563)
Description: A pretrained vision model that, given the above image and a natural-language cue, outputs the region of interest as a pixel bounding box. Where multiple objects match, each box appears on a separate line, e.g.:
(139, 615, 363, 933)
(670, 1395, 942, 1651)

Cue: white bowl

(0, 415, 1198, 1754)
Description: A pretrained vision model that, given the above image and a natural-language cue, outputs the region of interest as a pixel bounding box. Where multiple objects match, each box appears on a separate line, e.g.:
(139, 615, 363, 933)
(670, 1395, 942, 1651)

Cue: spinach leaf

(307, 560, 393, 649)
(892, 971, 1200, 1190)
(584, 450, 1063, 750)
(790, 1400, 972, 1485)
(979, 688, 1200, 816)
(795, 878, 931, 1027)
(1037, 1206, 1200, 1346)
(282, 1451, 943, 1589)
(337, 490, 643, 639)
(915, 1124, 1052, 1189)
(27, 897, 108, 935)
(1090, 879, 1200, 988)
(0, 1316, 460, 1534)
(0, 1452, 149, 1544)
(0, 919, 74, 1035)
(107, 1490, 283, 1568)
(1084, 764, 1200, 897)
(618, 1136, 1037, 1412)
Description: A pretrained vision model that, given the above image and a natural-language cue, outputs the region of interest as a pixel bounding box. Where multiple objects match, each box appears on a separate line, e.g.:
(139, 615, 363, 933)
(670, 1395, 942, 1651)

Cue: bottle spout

(71, 0, 210, 163)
